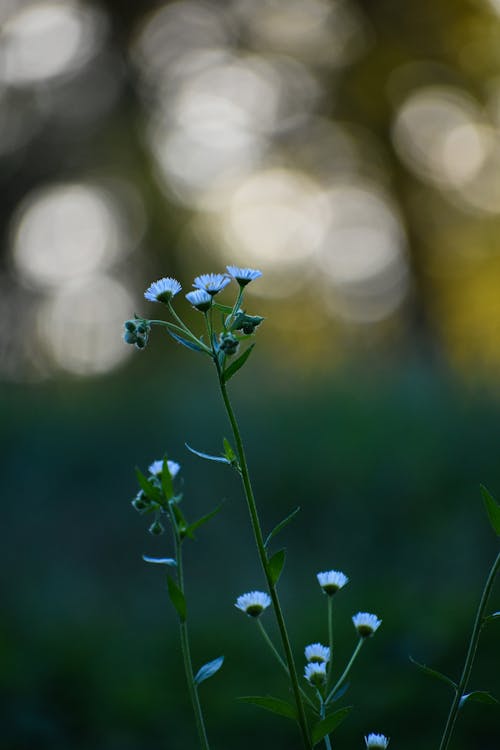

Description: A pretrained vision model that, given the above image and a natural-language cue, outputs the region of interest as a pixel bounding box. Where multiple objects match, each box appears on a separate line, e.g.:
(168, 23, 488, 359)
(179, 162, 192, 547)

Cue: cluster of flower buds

(123, 318, 151, 349)
(219, 332, 239, 355)
(131, 459, 181, 536)
(229, 311, 264, 335)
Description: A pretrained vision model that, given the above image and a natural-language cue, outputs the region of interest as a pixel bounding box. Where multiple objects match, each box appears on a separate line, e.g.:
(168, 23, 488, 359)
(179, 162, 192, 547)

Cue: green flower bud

(220, 332, 239, 356)
(149, 520, 165, 536)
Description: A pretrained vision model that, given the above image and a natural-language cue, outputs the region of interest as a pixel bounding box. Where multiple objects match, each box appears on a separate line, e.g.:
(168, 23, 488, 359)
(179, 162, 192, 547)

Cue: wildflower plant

(125, 265, 500, 749)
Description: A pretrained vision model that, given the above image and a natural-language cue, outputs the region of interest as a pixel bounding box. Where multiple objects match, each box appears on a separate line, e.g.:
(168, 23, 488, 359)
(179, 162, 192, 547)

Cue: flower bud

(149, 520, 165, 536)
(220, 332, 239, 356)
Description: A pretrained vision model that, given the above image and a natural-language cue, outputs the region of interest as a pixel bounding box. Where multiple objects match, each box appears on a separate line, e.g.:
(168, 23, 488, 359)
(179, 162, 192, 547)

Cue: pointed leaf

(194, 656, 224, 686)
(167, 575, 186, 622)
(142, 555, 177, 566)
(222, 344, 255, 383)
(222, 438, 237, 462)
(480, 485, 500, 536)
(409, 657, 457, 690)
(264, 507, 301, 548)
(167, 329, 204, 353)
(268, 549, 286, 586)
(484, 611, 500, 624)
(460, 691, 498, 708)
(135, 468, 163, 504)
(213, 303, 234, 315)
(185, 503, 224, 539)
(161, 457, 174, 500)
(186, 443, 230, 464)
(237, 695, 296, 721)
(327, 681, 350, 704)
(311, 707, 352, 745)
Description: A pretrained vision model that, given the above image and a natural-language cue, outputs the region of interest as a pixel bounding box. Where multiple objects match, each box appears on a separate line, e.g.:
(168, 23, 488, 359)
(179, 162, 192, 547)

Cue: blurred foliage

(1, 357, 499, 749)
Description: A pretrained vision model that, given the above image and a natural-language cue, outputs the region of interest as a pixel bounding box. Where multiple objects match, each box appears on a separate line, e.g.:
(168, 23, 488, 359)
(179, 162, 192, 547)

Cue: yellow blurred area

(1, 0, 500, 380)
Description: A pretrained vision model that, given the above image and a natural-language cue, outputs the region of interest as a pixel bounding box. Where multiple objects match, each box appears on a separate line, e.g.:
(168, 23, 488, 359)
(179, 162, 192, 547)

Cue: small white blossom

(317, 570, 349, 595)
(304, 661, 327, 687)
(235, 590, 271, 617)
(193, 273, 231, 295)
(144, 277, 182, 303)
(352, 612, 382, 638)
(305, 643, 330, 664)
(185, 289, 212, 311)
(226, 265, 263, 286)
(365, 733, 389, 748)
(148, 459, 181, 478)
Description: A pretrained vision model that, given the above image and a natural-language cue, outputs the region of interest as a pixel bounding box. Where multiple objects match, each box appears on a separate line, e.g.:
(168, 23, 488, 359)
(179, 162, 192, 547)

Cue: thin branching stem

(215, 363, 312, 749)
(438, 550, 500, 750)
(318, 693, 333, 750)
(327, 597, 334, 688)
(326, 638, 364, 704)
(169, 508, 211, 750)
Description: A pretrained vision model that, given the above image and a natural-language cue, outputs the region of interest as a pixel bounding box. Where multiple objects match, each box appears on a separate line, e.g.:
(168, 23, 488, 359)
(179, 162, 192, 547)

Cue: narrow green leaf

(480, 485, 500, 536)
(186, 443, 230, 464)
(194, 656, 224, 686)
(167, 329, 204, 353)
(161, 457, 174, 500)
(185, 503, 224, 539)
(135, 468, 163, 504)
(170, 501, 188, 538)
(142, 555, 177, 566)
(237, 695, 297, 721)
(213, 303, 234, 314)
(327, 681, 350, 704)
(268, 549, 286, 586)
(459, 691, 499, 708)
(222, 344, 255, 383)
(484, 611, 500, 625)
(167, 575, 186, 622)
(222, 437, 236, 462)
(264, 507, 301, 548)
(409, 657, 457, 690)
(311, 707, 352, 745)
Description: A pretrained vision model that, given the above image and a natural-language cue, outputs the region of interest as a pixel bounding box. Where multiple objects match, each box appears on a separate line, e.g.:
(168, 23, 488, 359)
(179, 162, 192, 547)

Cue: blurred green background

(1, 0, 500, 748)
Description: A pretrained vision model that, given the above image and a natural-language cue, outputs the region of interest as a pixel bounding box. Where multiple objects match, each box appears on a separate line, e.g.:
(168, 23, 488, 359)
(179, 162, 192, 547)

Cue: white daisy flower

(365, 732, 389, 748)
(185, 289, 212, 312)
(352, 612, 382, 638)
(144, 277, 182, 303)
(305, 643, 330, 664)
(235, 590, 271, 618)
(317, 570, 349, 596)
(193, 273, 231, 296)
(304, 661, 327, 687)
(226, 265, 263, 286)
(148, 459, 181, 478)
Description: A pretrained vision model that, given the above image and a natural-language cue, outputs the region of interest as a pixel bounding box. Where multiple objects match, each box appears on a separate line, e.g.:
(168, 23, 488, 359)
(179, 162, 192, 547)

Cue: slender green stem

(169, 508, 211, 750)
(438, 550, 500, 750)
(257, 621, 317, 712)
(215, 368, 311, 749)
(327, 597, 334, 687)
(326, 638, 364, 704)
(318, 694, 332, 750)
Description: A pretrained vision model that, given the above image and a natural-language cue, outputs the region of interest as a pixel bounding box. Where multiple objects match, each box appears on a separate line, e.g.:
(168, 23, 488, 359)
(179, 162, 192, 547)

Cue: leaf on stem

(142, 555, 177, 566)
(327, 681, 350, 703)
(167, 329, 205, 353)
(268, 549, 286, 586)
(213, 303, 234, 315)
(167, 575, 186, 622)
(311, 706, 352, 745)
(264, 507, 301, 549)
(194, 656, 224, 686)
(185, 503, 224, 539)
(135, 468, 163, 504)
(185, 443, 231, 465)
(409, 657, 457, 690)
(222, 344, 255, 383)
(480, 485, 500, 536)
(459, 691, 498, 708)
(222, 438, 237, 464)
(237, 695, 297, 721)
(483, 611, 500, 625)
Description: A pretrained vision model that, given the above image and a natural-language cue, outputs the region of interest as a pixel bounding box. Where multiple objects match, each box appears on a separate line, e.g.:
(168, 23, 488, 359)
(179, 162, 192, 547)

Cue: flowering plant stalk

(125, 266, 499, 750)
